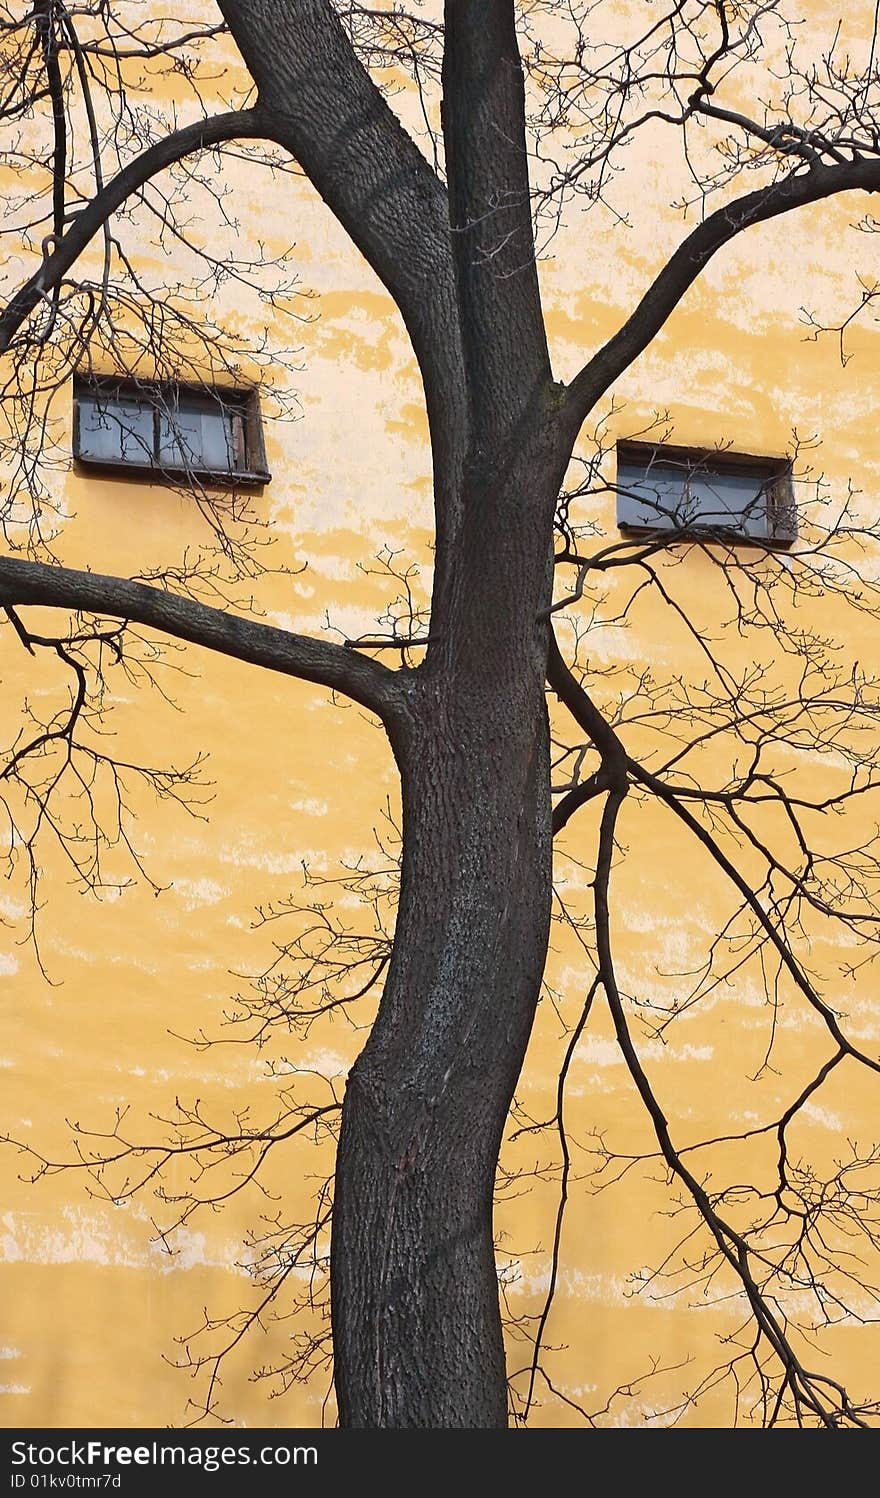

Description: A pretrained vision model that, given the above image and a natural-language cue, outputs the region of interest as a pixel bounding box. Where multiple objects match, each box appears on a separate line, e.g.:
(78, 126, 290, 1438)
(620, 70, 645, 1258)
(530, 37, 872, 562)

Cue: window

(616, 441, 795, 545)
(73, 376, 270, 486)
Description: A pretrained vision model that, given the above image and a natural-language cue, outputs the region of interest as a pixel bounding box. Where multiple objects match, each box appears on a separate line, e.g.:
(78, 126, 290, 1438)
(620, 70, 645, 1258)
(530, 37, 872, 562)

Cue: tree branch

(0, 108, 267, 354)
(441, 0, 551, 436)
(217, 0, 460, 399)
(0, 556, 402, 724)
(628, 759, 880, 1077)
(547, 628, 627, 781)
(593, 785, 872, 1428)
(566, 157, 880, 422)
(35, 0, 66, 244)
(215, 0, 468, 629)
(546, 628, 880, 1072)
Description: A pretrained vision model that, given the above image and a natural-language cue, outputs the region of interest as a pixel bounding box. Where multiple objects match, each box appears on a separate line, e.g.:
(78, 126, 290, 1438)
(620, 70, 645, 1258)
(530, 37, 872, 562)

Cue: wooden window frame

(73, 375, 271, 488)
(616, 440, 796, 548)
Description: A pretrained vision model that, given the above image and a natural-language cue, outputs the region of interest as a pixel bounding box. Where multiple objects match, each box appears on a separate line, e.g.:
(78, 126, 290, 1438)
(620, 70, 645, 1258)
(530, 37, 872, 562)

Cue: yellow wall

(2, 2, 880, 1428)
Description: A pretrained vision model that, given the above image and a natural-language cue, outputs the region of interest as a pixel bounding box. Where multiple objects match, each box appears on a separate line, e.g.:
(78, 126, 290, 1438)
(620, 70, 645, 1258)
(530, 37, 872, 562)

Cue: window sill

(74, 456, 271, 489)
(617, 521, 796, 550)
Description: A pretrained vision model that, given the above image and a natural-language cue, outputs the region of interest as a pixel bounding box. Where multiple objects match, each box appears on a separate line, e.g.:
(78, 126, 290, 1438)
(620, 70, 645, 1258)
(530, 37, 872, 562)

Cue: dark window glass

(73, 378, 268, 486)
(157, 393, 244, 472)
(77, 387, 154, 465)
(616, 444, 795, 544)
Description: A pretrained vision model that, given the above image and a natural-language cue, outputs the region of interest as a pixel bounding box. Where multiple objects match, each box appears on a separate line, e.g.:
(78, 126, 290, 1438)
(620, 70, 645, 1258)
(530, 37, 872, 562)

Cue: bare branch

(0, 555, 403, 723)
(567, 157, 880, 422)
(0, 107, 267, 355)
(217, 0, 461, 404)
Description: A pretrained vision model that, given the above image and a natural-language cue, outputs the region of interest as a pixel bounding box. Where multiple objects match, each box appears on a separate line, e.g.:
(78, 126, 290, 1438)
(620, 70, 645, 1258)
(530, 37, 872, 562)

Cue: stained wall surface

(2, 1, 879, 1428)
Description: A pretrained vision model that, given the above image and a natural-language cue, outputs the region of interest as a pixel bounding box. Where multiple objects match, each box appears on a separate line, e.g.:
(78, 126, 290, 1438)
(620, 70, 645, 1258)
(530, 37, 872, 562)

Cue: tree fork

(330, 406, 569, 1427)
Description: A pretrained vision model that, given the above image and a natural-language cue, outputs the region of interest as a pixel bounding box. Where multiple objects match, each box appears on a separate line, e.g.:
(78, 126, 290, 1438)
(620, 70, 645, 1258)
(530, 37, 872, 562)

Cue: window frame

(72, 375, 271, 488)
(615, 439, 796, 548)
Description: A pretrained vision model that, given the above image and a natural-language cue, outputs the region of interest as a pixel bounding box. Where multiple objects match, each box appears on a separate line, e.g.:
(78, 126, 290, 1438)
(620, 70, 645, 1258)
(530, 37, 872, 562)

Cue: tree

(2, 0, 880, 1429)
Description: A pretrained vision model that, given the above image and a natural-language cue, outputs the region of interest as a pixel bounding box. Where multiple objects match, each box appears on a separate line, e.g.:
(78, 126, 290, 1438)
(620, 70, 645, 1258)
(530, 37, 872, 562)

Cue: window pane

(687, 470, 769, 538)
(75, 381, 262, 483)
(78, 389, 154, 464)
(157, 395, 239, 473)
(616, 460, 688, 529)
(617, 455, 772, 538)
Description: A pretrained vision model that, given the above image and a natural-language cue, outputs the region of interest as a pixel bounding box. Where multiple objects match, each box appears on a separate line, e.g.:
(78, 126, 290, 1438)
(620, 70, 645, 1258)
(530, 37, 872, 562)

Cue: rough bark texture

(332, 682, 552, 1426)
(332, 435, 567, 1426)
(323, 4, 563, 1422)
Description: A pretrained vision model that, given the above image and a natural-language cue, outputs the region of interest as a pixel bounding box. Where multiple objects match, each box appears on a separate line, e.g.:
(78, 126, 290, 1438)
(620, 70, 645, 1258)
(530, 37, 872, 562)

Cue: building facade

(2, 1, 880, 1427)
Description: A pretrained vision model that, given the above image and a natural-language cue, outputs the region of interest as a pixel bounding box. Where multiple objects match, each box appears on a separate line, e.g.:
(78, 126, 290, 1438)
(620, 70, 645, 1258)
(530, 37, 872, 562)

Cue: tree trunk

(331, 428, 567, 1427)
(332, 686, 552, 1427)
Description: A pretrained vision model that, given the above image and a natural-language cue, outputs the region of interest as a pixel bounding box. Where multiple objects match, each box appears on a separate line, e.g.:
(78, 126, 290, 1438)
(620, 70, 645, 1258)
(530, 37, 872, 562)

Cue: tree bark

(332, 680, 552, 1427)
(331, 413, 572, 1426)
